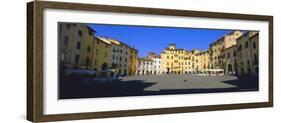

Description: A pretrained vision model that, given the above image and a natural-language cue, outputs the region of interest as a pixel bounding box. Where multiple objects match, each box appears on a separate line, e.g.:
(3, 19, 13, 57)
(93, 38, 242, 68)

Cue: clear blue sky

(88, 24, 233, 57)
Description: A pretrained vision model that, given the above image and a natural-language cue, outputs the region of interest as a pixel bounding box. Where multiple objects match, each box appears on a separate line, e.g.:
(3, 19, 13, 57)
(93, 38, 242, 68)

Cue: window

(227, 52, 230, 58)
(96, 49, 98, 55)
(245, 41, 249, 48)
(78, 30, 82, 37)
(88, 29, 92, 36)
(94, 59, 97, 66)
(85, 57, 90, 65)
(233, 51, 236, 57)
(64, 36, 69, 46)
(254, 54, 258, 65)
(76, 42, 81, 50)
(87, 46, 91, 53)
(167, 56, 169, 59)
(75, 55, 80, 63)
(253, 42, 256, 49)
(238, 44, 242, 51)
(247, 60, 250, 65)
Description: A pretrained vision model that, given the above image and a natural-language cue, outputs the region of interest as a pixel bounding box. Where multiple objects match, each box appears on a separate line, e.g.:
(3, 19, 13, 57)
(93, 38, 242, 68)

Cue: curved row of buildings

(59, 23, 138, 76)
(137, 31, 259, 76)
(59, 23, 259, 77)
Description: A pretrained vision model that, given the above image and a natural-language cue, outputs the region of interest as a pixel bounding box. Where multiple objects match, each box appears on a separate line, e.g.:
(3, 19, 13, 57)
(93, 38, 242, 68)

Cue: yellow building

(221, 31, 259, 76)
(249, 32, 259, 75)
(58, 23, 96, 69)
(161, 44, 189, 74)
(195, 51, 210, 71)
(80, 25, 96, 69)
(189, 49, 200, 72)
(91, 37, 111, 71)
(221, 45, 237, 75)
(97, 37, 135, 75)
(235, 31, 259, 76)
(129, 48, 138, 75)
(209, 31, 243, 69)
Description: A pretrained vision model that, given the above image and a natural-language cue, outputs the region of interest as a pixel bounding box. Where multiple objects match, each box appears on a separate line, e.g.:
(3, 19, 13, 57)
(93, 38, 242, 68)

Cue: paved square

(122, 74, 238, 91)
(60, 74, 258, 99)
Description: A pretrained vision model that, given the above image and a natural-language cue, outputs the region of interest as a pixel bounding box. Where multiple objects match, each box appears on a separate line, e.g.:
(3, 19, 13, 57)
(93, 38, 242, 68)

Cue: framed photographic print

(27, 0, 273, 122)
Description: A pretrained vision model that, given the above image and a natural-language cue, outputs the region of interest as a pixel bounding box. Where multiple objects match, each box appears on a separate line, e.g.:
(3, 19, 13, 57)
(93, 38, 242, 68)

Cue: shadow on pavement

(59, 76, 259, 99)
(59, 79, 156, 99)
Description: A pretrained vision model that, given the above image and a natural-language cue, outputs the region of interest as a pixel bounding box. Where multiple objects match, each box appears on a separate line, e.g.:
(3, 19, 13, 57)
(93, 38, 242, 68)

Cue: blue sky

(88, 24, 233, 57)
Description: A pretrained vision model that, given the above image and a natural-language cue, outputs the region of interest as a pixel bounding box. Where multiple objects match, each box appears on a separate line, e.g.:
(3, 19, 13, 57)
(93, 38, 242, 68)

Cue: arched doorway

(167, 67, 170, 74)
(255, 67, 259, 74)
(247, 67, 252, 75)
(102, 63, 108, 70)
(124, 69, 127, 76)
(241, 67, 245, 75)
(228, 64, 232, 74)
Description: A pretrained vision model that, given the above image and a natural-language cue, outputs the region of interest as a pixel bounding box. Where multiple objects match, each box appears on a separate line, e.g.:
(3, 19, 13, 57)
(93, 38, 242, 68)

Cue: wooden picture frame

(27, 1, 273, 122)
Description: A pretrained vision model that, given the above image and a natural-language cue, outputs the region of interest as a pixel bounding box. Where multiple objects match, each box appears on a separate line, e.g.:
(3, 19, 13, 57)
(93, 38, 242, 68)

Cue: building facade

(221, 31, 259, 76)
(222, 45, 237, 75)
(161, 44, 190, 74)
(97, 37, 137, 76)
(235, 31, 259, 76)
(148, 52, 162, 75)
(137, 58, 154, 75)
(129, 48, 138, 75)
(249, 32, 259, 75)
(91, 37, 111, 71)
(195, 51, 210, 72)
(59, 24, 259, 77)
(58, 23, 96, 69)
(209, 31, 243, 69)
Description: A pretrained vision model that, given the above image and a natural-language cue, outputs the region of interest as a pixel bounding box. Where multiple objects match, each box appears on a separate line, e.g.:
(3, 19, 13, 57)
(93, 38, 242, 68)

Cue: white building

(137, 58, 153, 75)
(148, 52, 162, 75)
